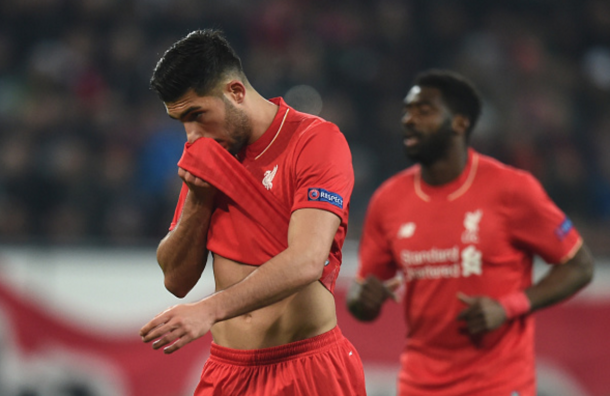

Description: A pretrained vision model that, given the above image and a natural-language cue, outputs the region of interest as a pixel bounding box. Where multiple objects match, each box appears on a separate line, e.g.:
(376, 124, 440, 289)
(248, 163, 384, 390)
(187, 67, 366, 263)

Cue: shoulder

(285, 109, 350, 156)
(289, 111, 344, 143)
(475, 152, 537, 189)
(474, 152, 547, 209)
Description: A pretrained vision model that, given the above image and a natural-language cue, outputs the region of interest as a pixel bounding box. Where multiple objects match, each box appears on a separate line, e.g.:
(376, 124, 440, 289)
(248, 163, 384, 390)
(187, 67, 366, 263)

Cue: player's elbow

(573, 245, 595, 289)
(163, 275, 194, 299)
(578, 255, 594, 288)
(292, 247, 328, 284)
(164, 280, 187, 298)
(301, 255, 326, 283)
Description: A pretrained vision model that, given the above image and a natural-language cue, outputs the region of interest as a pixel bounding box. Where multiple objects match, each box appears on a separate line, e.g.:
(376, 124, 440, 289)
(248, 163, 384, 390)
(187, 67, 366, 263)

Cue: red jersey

(170, 98, 354, 293)
(357, 149, 581, 396)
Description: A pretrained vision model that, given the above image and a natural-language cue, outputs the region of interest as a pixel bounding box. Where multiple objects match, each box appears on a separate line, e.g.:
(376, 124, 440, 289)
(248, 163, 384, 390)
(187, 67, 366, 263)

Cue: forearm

(157, 191, 214, 297)
(204, 247, 323, 323)
(202, 208, 338, 324)
(525, 244, 594, 312)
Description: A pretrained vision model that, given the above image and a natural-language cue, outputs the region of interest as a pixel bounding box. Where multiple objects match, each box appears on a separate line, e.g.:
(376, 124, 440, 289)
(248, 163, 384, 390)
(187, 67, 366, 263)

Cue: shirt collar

(414, 148, 479, 202)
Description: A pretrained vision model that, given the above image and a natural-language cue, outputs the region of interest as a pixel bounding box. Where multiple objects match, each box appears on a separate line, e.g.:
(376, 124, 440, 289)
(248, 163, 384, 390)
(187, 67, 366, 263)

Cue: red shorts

(194, 326, 366, 396)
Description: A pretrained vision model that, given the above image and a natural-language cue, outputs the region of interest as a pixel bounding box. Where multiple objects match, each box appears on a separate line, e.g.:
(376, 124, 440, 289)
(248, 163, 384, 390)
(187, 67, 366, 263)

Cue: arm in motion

(346, 275, 401, 322)
(457, 244, 594, 335)
(140, 207, 341, 353)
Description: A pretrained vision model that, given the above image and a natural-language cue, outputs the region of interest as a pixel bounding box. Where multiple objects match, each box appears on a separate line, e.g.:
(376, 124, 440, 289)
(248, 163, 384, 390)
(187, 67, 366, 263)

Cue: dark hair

(150, 29, 245, 103)
(413, 69, 482, 137)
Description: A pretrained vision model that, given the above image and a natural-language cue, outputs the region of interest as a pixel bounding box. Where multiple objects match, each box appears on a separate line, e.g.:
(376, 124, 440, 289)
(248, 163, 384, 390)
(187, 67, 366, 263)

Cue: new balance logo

(398, 223, 416, 239)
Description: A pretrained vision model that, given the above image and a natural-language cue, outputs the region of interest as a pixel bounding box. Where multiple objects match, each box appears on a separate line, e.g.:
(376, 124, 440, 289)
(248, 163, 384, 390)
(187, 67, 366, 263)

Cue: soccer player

(139, 30, 366, 395)
(347, 69, 594, 396)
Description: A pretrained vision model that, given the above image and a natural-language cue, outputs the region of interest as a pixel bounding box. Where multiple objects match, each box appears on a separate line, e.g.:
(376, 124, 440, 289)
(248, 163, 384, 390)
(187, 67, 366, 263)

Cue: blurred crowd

(1, 0, 609, 254)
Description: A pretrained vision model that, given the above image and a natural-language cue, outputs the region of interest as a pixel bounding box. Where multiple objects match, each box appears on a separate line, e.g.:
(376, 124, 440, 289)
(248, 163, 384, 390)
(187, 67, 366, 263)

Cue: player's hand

(140, 301, 214, 354)
(178, 168, 216, 203)
(361, 275, 401, 304)
(456, 292, 507, 335)
(347, 275, 402, 321)
(382, 276, 402, 302)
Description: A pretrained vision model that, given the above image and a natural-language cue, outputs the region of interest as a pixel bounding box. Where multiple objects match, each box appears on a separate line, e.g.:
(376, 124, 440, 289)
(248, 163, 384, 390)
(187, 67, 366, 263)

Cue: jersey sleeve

(356, 188, 399, 281)
(169, 182, 188, 231)
(507, 170, 582, 264)
(291, 122, 354, 223)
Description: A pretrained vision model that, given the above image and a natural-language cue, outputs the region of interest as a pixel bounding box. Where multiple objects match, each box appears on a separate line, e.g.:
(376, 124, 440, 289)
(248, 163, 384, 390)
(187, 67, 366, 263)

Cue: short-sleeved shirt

(170, 98, 354, 293)
(357, 149, 581, 396)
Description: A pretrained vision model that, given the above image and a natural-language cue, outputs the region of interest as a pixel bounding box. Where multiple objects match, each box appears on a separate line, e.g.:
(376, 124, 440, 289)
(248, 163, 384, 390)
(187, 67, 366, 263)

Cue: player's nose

(185, 125, 206, 144)
(401, 112, 416, 129)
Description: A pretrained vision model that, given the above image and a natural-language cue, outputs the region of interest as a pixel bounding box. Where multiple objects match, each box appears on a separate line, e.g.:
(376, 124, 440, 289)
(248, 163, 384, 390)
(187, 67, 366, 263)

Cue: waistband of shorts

(209, 326, 344, 366)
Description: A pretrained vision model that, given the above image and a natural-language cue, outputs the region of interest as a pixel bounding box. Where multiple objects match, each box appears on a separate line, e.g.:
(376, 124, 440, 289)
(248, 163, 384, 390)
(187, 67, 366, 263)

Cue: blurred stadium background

(0, 0, 609, 395)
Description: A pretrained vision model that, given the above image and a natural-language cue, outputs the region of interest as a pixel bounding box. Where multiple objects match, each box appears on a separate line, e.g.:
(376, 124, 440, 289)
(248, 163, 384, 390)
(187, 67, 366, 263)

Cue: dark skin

(457, 245, 594, 335)
(346, 275, 401, 322)
(347, 85, 594, 335)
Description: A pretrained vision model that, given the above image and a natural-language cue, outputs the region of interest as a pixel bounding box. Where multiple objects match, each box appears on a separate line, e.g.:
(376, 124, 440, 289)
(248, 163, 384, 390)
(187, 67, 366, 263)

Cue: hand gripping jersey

(170, 98, 354, 293)
(357, 149, 581, 396)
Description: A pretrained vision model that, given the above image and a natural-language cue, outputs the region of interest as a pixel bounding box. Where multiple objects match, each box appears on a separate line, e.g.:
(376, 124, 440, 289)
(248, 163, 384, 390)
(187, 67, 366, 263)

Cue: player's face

(165, 89, 252, 155)
(401, 86, 456, 165)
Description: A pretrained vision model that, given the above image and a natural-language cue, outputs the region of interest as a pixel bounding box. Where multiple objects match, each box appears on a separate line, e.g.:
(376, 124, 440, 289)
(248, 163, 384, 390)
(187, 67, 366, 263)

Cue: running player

(347, 69, 594, 396)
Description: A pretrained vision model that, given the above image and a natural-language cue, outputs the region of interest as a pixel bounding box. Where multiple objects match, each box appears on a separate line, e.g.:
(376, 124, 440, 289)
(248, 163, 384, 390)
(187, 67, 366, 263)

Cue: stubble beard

(224, 99, 252, 155)
(404, 118, 454, 166)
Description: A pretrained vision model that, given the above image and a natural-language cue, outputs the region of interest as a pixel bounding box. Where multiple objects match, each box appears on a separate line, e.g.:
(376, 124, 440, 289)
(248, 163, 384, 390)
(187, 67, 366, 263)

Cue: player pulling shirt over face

(140, 29, 366, 396)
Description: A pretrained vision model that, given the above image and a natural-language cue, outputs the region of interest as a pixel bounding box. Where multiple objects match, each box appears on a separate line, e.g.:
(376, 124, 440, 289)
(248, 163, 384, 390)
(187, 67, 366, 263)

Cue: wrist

(498, 291, 531, 320)
(186, 189, 216, 207)
(195, 296, 222, 326)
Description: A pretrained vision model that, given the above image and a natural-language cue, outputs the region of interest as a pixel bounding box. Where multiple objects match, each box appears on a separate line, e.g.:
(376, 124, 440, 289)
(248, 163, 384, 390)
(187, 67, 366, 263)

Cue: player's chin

(403, 145, 421, 162)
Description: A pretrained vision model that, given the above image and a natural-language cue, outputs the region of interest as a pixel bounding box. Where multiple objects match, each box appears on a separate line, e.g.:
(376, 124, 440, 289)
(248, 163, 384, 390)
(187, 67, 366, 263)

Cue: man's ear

(452, 115, 470, 137)
(225, 80, 246, 104)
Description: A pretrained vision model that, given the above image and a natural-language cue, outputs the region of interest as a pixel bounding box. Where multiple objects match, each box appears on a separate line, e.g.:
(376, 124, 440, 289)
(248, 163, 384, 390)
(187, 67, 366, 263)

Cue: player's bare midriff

(210, 253, 337, 350)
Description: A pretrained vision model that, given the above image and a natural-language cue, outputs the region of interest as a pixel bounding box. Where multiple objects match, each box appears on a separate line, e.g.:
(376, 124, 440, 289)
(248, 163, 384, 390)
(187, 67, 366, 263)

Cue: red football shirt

(170, 98, 354, 293)
(357, 149, 581, 396)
